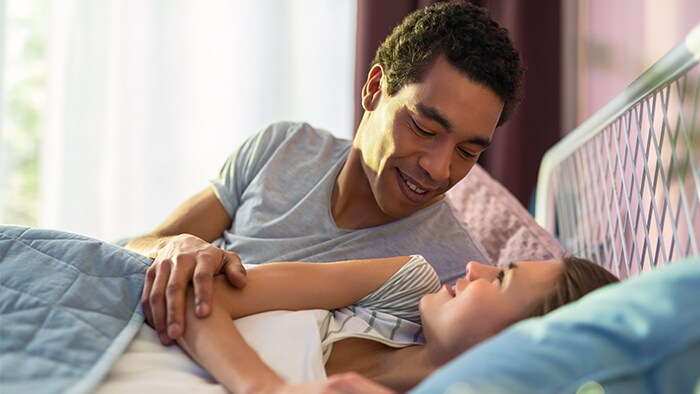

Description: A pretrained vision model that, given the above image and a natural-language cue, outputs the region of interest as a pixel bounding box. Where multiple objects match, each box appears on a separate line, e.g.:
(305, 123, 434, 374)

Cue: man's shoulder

(237, 122, 346, 165)
(257, 122, 351, 165)
(260, 121, 348, 146)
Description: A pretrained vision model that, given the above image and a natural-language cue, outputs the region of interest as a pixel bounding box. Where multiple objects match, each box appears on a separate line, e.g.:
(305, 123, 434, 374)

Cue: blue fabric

(411, 257, 700, 394)
(0, 225, 150, 394)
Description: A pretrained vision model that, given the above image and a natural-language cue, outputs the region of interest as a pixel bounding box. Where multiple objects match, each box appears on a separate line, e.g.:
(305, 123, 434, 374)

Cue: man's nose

(418, 142, 452, 183)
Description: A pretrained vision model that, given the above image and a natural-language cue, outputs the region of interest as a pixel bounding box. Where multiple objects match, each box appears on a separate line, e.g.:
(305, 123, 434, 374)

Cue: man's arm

(126, 187, 246, 345)
(177, 256, 412, 393)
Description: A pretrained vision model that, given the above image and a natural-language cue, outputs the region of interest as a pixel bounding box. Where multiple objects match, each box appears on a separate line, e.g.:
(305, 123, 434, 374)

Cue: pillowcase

(447, 164, 564, 266)
(410, 257, 700, 394)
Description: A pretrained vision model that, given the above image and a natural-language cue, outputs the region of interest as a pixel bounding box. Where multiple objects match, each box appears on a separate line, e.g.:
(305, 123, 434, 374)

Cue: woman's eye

(496, 270, 505, 285)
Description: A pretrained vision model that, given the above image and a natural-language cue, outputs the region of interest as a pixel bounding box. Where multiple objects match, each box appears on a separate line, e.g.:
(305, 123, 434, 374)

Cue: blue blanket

(0, 225, 150, 394)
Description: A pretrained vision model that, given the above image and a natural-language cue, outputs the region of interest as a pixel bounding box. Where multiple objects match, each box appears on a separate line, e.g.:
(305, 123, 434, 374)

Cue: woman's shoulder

(354, 255, 441, 324)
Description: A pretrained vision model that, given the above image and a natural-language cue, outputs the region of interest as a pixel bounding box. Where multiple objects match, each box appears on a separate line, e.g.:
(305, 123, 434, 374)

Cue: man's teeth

(404, 178, 427, 194)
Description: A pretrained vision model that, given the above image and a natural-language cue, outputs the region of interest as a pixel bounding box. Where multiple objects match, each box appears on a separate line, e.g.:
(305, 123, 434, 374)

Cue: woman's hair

(372, 2, 525, 126)
(522, 255, 620, 319)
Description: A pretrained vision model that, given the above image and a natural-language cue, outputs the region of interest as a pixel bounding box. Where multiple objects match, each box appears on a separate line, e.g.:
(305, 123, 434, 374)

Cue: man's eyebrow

(508, 262, 519, 270)
(417, 103, 452, 132)
(416, 103, 492, 149)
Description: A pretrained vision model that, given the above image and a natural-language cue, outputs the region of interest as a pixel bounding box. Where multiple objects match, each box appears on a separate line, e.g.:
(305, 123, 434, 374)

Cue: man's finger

(191, 254, 219, 318)
(223, 251, 247, 288)
(165, 254, 195, 340)
(150, 258, 173, 345)
(141, 266, 156, 328)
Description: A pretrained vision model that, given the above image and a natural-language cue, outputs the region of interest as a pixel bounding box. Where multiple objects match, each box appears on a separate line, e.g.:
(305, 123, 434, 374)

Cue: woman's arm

(218, 256, 413, 318)
(177, 255, 414, 393)
(178, 288, 283, 394)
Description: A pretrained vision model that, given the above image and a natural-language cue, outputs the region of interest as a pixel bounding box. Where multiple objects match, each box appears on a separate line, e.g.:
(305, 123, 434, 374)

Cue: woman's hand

(142, 233, 247, 344)
(268, 373, 397, 394)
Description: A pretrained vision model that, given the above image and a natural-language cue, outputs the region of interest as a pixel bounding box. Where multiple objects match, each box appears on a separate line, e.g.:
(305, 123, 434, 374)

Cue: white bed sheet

(97, 310, 329, 392)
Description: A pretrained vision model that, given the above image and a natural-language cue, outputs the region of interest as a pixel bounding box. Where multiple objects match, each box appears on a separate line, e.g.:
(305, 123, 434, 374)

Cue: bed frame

(536, 24, 700, 279)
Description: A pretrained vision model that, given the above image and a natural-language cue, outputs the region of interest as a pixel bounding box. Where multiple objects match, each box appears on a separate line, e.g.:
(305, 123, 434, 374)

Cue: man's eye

(457, 147, 478, 159)
(411, 118, 434, 137)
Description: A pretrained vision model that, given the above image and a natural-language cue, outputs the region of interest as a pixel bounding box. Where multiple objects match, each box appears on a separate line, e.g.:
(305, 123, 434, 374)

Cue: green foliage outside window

(1, 0, 49, 225)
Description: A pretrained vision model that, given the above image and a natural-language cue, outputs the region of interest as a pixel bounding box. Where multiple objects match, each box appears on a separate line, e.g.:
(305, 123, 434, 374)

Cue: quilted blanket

(0, 225, 150, 394)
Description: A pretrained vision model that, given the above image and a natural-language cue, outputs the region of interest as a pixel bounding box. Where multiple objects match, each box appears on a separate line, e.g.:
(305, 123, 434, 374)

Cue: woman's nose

(466, 261, 500, 282)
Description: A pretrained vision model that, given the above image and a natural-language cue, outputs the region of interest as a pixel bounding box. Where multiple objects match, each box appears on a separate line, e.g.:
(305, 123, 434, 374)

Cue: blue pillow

(411, 257, 700, 394)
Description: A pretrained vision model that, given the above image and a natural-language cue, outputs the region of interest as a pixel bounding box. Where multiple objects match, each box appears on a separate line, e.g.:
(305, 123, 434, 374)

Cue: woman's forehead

(505, 261, 562, 291)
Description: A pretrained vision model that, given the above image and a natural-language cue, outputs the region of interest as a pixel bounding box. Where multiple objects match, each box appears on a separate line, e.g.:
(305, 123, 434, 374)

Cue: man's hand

(142, 233, 247, 345)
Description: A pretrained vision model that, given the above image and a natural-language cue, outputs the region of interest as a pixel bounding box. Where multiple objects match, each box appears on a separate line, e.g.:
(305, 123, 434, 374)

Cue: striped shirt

(231, 255, 441, 383)
(319, 255, 441, 362)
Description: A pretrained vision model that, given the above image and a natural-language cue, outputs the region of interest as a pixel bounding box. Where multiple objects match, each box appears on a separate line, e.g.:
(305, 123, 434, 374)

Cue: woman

(176, 255, 618, 393)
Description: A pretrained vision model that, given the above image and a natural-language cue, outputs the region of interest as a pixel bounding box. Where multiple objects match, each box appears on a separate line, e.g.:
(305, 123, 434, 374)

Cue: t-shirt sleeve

(353, 255, 441, 324)
(210, 122, 295, 219)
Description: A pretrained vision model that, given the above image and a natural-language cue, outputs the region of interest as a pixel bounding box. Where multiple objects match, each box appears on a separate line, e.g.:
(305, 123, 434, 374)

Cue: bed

(1, 24, 699, 394)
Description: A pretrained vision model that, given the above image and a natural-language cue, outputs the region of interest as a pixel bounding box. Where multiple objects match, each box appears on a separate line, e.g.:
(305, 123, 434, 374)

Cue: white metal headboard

(536, 24, 700, 279)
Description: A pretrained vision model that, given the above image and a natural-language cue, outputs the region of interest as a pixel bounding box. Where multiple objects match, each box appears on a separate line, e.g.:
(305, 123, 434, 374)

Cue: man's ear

(361, 64, 385, 111)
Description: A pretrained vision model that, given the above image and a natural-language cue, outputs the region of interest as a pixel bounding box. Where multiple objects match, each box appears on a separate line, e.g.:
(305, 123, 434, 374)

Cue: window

(1, 0, 49, 226)
(1, 0, 356, 241)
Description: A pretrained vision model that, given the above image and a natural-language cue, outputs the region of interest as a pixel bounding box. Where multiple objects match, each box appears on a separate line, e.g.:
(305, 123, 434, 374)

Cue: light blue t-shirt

(211, 122, 489, 284)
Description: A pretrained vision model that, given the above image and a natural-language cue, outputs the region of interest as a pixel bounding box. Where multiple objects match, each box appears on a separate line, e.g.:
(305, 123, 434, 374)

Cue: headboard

(536, 24, 700, 279)
(413, 24, 700, 394)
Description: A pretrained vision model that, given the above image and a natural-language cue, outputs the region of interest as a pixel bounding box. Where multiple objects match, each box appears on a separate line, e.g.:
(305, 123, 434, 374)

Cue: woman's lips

(444, 283, 455, 297)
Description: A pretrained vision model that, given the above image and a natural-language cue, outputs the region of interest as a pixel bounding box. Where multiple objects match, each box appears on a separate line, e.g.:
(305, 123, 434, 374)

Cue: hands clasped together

(140, 235, 397, 394)
(141, 233, 247, 345)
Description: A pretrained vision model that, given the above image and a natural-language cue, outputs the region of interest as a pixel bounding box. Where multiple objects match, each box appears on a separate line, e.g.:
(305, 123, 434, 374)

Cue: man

(127, 2, 524, 345)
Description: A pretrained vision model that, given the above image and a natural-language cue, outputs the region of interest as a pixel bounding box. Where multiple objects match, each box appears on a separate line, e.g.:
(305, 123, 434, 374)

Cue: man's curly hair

(372, 2, 525, 126)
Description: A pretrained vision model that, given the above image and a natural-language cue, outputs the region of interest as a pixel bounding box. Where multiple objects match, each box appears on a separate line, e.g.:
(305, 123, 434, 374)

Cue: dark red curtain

(353, 0, 443, 130)
(354, 0, 562, 208)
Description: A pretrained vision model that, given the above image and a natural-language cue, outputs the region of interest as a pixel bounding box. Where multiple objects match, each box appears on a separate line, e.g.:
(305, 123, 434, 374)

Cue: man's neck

(331, 148, 395, 230)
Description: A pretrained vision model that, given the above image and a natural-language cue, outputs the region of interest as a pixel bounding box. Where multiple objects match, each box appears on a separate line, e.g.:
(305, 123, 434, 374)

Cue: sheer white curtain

(42, 0, 356, 241)
(0, 1, 6, 199)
